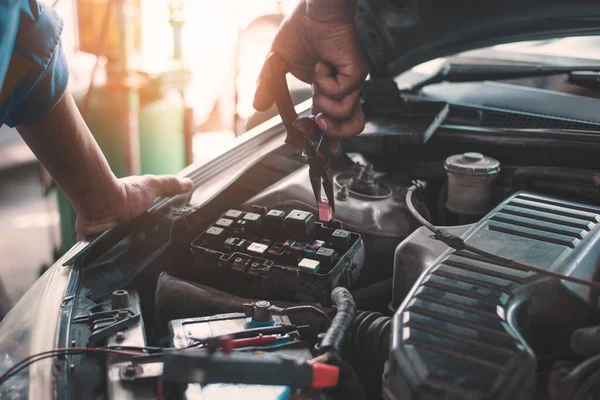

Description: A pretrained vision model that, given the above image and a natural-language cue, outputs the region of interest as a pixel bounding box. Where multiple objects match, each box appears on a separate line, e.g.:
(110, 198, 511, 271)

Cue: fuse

(291, 242, 307, 254)
(318, 198, 333, 222)
(224, 237, 238, 246)
(298, 258, 320, 273)
(248, 242, 269, 256)
(216, 218, 234, 228)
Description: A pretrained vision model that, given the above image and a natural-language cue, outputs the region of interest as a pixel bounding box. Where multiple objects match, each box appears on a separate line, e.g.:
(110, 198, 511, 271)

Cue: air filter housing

(386, 192, 600, 400)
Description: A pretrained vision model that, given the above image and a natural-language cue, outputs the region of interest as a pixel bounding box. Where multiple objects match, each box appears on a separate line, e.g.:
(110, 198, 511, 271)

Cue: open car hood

(356, 0, 600, 77)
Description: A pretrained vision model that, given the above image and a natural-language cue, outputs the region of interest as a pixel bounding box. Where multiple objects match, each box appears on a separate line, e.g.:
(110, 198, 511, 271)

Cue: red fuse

(318, 198, 333, 222)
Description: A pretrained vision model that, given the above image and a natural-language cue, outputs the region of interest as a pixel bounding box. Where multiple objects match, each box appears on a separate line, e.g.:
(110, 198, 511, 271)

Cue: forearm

(16, 90, 123, 218)
(306, 0, 357, 22)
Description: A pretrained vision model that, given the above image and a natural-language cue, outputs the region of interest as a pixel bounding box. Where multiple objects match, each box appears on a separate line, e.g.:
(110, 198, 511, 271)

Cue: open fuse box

(190, 207, 364, 304)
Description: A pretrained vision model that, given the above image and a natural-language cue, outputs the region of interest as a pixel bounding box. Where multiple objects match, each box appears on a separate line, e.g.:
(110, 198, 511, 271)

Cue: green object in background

(139, 91, 186, 175)
(74, 85, 140, 178)
(56, 84, 187, 257)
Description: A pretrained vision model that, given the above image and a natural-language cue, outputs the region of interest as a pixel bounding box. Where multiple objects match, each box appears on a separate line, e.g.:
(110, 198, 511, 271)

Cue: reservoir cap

(444, 152, 500, 176)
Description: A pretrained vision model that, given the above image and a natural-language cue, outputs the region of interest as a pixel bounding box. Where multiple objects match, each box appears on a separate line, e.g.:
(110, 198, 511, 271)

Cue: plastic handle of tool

(268, 52, 304, 148)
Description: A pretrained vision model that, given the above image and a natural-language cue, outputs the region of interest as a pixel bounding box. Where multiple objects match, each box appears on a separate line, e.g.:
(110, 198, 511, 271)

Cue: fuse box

(190, 207, 365, 304)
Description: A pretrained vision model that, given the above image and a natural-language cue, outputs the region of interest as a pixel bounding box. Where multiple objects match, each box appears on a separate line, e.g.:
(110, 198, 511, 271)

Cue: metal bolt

(255, 300, 270, 308)
(111, 290, 129, 310)
(357, 164, 374, 182)
(123, 364, 139, 377)
(253, 301, 273, 322)
(116, 331, 125, 342)
(251, 262, 259, 268)
(336, 184, 349, 201)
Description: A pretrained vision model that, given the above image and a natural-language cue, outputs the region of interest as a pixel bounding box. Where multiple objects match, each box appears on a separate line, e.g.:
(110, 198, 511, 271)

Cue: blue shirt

(0, 0, 69, 127)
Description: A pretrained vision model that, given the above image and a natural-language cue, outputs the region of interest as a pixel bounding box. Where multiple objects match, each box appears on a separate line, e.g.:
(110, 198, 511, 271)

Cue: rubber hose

(344, 311, 391, 400)
(320, 287, 357, 353)
(570, 325, 600, 355)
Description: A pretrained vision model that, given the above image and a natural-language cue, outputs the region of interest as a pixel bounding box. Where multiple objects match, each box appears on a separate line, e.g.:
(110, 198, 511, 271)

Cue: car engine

(60, 135, 600, 400)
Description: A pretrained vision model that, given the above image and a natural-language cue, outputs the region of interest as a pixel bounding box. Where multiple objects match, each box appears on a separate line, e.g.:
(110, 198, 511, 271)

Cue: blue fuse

(303, 248, 316, 258)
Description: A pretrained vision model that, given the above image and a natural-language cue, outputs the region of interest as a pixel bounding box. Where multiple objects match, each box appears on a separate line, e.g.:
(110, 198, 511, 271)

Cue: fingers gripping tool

(267, 52, 337, 219)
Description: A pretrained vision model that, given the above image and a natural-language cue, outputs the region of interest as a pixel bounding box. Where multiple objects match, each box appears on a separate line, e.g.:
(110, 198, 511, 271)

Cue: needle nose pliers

(267, 52, 336, 215)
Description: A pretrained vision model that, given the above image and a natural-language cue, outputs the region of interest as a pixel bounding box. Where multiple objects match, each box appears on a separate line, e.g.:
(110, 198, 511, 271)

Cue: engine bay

(58, 129, 600, 400)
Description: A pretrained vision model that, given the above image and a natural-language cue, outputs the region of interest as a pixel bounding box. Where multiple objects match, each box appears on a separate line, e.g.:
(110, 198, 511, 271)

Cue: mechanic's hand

(75, 175, 193, 240)
(253, 0, 367, 151)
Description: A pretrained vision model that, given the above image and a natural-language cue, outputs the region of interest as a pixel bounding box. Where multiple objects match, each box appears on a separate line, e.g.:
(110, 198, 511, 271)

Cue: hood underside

(356, 0, 600, 77)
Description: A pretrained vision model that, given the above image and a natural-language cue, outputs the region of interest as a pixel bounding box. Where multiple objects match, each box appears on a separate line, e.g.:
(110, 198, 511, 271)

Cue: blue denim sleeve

(0, 0, 69, 127)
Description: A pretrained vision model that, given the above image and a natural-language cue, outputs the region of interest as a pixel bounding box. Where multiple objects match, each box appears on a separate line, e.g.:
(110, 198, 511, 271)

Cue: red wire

(156, 376, 164, 400)
(0, 347, 141, 384)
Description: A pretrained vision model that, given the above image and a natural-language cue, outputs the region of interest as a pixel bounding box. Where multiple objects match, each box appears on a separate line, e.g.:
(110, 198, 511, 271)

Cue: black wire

(235, 341, 308, 353)
(1, 353, 66, 384)
(320, 287, 356, 354)
(0, 349, 124, 386)
(406, 182, 600, 291)
(104, 345, 167, 353)
(0, 347, 154, 387)
(565, 353, 600, 386)
(0, 340, 311, 388)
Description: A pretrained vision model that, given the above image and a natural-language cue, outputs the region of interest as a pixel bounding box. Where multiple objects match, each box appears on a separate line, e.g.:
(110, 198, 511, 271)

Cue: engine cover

(386, 192, 600, 400)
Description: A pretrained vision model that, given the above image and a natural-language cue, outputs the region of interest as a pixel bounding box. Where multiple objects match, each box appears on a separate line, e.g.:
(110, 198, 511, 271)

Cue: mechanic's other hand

(75, 175, 193, 240)
(253, 0, 368, 147)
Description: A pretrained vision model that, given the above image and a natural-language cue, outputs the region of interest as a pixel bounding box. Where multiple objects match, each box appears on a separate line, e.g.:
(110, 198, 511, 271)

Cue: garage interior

(0, 0, 309, 315)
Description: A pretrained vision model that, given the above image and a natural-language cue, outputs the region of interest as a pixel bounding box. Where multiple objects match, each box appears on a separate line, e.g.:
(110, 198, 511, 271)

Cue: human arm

(7, 1, 191, 240)
(253, 0, 367, 151)
(16, 90, 192, 239)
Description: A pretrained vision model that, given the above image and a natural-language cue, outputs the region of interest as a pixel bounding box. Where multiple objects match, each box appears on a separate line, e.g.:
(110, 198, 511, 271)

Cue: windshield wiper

(407, 62, 600, 92)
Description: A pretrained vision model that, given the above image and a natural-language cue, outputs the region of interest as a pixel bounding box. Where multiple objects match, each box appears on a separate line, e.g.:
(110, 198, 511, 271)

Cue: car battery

(190, 207, 365, 305)
(169, 310, 313, 400)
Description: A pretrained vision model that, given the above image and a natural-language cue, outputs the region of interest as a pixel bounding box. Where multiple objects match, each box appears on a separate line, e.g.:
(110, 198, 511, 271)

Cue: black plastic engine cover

(386, 192, 600, 400)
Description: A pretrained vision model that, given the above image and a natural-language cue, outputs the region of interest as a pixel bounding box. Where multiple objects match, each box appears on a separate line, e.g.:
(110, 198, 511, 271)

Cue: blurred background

(0, 0, 311, 311)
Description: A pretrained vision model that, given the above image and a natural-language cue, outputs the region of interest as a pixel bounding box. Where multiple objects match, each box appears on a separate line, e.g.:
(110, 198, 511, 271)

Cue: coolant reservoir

(444, 152, 501, 216)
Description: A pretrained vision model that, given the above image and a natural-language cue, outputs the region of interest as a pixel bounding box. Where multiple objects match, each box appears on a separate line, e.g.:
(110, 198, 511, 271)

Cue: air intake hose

(320, 287, 356, 354)
(345, 311, 391, 400)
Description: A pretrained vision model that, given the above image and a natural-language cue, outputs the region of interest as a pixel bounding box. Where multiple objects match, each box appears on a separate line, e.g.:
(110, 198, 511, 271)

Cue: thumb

(149, 176, 193, 197)
(253, 55, 276, 112)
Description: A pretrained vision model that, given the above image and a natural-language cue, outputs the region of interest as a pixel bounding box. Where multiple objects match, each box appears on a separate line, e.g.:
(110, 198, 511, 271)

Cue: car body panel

(356, 0, 600, 77)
